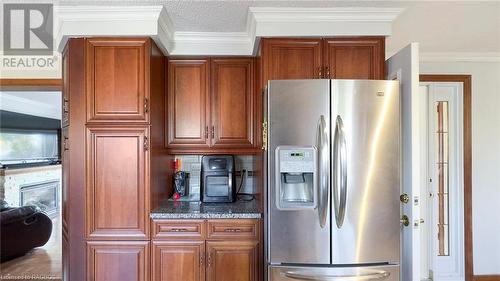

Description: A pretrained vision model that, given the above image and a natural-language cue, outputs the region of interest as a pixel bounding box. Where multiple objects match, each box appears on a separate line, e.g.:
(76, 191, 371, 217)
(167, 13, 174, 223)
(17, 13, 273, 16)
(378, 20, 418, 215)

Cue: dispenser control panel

(275, 146, 317, 210)
(278, 148, 316, 173)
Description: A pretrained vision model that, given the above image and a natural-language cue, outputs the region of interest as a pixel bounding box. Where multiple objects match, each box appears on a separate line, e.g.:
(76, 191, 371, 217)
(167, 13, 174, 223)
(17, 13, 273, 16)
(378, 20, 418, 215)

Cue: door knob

(400, 193, 409, 204)
(401, 215, 410, 227)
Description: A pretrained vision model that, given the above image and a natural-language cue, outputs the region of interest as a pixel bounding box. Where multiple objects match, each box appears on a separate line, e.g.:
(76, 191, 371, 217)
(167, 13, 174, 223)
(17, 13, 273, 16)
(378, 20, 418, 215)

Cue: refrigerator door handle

(334, 115, 347, 228)
(283, 270, 390, 281)
(316, 115, 329, 228)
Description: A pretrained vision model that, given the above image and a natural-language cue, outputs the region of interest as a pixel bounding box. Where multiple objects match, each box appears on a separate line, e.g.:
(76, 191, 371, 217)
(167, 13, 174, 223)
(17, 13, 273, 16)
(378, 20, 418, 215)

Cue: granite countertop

(150, 199, 261, 219)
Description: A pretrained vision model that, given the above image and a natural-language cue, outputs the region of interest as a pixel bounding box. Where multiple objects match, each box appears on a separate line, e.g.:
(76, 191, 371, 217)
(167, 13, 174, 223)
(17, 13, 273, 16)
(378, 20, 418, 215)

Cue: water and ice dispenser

(275, 146, 317, 210)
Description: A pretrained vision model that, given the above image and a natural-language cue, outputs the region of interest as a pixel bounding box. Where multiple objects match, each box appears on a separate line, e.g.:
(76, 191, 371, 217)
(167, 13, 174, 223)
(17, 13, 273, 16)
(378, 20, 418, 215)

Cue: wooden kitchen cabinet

(211, 58, 255, 148)
(86, 38, 150, 123)
(261, 37, 385, 84)
(262, 38, 323, 80)
(87, 241, 150, 281)
(167, 59, 210, 148)
(86, 126, 149, 240)
(151, 219, 261, 281)
(167, 58, 259, 153)
(152, 241, 205, 281)
(323, 37, 385, 80)
(206, 241, 259, 281)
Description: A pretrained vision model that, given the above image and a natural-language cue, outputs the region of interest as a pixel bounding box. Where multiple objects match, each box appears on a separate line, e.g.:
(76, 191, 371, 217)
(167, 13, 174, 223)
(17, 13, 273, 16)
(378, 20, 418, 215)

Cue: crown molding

(55, 6, 164, 52)
(419, 52, 500, 63)
(55, 6, 404, 55)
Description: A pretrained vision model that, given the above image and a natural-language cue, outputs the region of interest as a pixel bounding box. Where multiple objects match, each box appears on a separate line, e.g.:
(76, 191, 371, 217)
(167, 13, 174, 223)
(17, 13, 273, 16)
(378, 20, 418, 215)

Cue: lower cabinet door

(87, 241, 149, 281)
(206, 240, 259, 281)
(152, 241, 205, 281)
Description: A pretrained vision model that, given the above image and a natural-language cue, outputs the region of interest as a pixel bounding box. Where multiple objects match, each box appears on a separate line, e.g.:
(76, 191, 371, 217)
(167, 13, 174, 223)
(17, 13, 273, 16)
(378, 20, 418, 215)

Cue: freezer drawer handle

(283, 270, 390, 281)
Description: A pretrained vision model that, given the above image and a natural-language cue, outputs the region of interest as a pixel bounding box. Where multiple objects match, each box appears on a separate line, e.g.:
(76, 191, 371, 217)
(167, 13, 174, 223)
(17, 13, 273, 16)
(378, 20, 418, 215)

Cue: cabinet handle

(144, 98, 149, 113)
(143, 136, 149, 151)
(205, 126, 209, 139)
(317, 67, 322, 79)
(170, 228, 189, 232)
(262, 121, 268, 151)
(63, 98, 69, 113)
(211, 126, 215, 139)
(325, 67, 331, 78)
(200, 255, 204, 266)
(207, 252, 212, 267)
(224, 228, 242, 232)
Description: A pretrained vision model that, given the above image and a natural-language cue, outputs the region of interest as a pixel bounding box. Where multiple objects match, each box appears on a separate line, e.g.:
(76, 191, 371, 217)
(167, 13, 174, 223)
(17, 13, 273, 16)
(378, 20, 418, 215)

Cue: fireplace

(20, 180, 59, 217)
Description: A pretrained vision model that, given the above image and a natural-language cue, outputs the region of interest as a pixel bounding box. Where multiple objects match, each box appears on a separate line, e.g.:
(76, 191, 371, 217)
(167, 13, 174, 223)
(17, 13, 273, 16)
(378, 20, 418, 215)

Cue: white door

(386, 43, 423, 281)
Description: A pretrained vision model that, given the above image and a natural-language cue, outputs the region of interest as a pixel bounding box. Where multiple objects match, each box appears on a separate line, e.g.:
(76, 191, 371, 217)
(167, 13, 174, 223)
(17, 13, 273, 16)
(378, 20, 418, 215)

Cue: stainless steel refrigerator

(266, 79, 401, 281)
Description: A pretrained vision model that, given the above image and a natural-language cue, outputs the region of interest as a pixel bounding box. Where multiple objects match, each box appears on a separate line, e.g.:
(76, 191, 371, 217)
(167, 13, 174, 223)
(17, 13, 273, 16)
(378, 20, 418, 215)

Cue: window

(0, 129, 59, 165)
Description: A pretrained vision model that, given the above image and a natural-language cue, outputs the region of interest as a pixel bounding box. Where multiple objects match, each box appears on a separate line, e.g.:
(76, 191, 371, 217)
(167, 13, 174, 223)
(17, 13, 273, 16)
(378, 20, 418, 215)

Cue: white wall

(420, 61, 500, 275)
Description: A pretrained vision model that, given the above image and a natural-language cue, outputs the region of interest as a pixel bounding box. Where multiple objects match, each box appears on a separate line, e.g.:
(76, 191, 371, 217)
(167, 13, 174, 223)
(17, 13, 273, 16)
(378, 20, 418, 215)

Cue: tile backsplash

(174, 155, 257, 198)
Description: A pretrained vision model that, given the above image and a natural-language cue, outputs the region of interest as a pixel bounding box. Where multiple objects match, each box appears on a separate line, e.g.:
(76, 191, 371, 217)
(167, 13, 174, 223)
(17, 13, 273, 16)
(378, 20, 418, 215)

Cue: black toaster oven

(201, 155, 235, 203)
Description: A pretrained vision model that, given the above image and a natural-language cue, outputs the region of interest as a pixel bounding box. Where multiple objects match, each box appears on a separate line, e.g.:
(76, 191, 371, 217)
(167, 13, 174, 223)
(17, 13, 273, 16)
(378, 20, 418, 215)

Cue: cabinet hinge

(143, 136, 149, 151)
(144, 98, 149, 113)
(262, 121, 268, 151)
(63, 137, 69, 151)
(63, 98, 69, 113)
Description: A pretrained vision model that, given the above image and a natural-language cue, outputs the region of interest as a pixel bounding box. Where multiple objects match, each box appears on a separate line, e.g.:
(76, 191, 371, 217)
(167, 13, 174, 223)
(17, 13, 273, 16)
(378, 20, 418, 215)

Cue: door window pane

(436, 101, 450, 256)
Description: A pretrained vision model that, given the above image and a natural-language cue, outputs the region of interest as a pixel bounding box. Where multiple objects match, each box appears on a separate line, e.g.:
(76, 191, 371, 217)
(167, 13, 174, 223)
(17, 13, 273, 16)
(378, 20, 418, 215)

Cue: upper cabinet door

(86, 38, 150, 123)
(262, 38, 323, 81)
(323, 37, 385, 80)
(86, 126, 149, 240)
(211, 58, 254, 148)
(167, 59, 210, 148)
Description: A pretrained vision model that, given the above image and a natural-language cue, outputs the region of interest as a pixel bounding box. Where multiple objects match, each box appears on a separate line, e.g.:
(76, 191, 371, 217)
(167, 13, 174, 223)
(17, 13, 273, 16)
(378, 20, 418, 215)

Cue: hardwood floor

(0, 217, 62, 280)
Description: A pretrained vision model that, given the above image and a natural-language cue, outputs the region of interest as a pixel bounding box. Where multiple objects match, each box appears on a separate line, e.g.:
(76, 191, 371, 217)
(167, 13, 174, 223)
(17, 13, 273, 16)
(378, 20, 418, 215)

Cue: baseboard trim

(474, 275, 500, 281)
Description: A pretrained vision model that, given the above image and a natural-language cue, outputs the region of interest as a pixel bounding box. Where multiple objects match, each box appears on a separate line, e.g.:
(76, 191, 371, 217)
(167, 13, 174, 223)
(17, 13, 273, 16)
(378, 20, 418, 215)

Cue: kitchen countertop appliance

(266, 79, 401, 280)
(201, 155, 236, 203)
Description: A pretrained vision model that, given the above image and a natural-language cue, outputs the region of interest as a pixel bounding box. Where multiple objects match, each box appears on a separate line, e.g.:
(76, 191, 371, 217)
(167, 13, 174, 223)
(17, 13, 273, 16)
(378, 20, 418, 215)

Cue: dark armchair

(0, 200, 52, 262)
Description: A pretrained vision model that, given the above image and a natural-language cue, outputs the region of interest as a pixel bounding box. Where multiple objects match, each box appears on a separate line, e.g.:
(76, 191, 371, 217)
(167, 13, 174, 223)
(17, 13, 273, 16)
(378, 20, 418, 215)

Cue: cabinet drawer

(207, 219, 259, 240)
(152, 219, 206, 240)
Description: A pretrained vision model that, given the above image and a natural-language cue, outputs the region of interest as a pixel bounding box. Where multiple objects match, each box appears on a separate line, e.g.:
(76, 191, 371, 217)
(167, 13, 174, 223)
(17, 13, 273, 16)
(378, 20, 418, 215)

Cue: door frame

(419, 74, 472, 281)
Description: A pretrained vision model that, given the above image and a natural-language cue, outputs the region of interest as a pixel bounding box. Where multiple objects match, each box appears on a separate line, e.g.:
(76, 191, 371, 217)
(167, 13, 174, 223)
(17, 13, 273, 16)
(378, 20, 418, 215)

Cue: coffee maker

(201, 155, 236, 203)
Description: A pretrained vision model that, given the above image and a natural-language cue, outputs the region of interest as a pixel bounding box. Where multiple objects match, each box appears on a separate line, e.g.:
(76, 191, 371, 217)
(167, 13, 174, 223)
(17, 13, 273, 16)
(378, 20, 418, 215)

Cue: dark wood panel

(86, 241, 149, 281)
(63, 38, 87, 281)
(152, 241, 205, 281)
(62, 48, 70, 127)
(262, 38, 322, 82)
(61, 127, 69, 236)
(86, 38, 149, 123)
(0, 79, 62, 91)
(211, 58, 254, 147)
(206, 240, 259, 281)
(151, 219, 206, 240)
(167, 59, 210, 147)
(420, 74, 473, 281)
(323, 37, 385, 79)
(86, 126, 149, 239)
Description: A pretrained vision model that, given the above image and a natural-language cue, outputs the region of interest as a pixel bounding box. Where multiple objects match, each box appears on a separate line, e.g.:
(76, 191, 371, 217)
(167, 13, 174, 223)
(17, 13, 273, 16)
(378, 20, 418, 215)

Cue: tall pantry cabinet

(61, 37, 169, 281)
